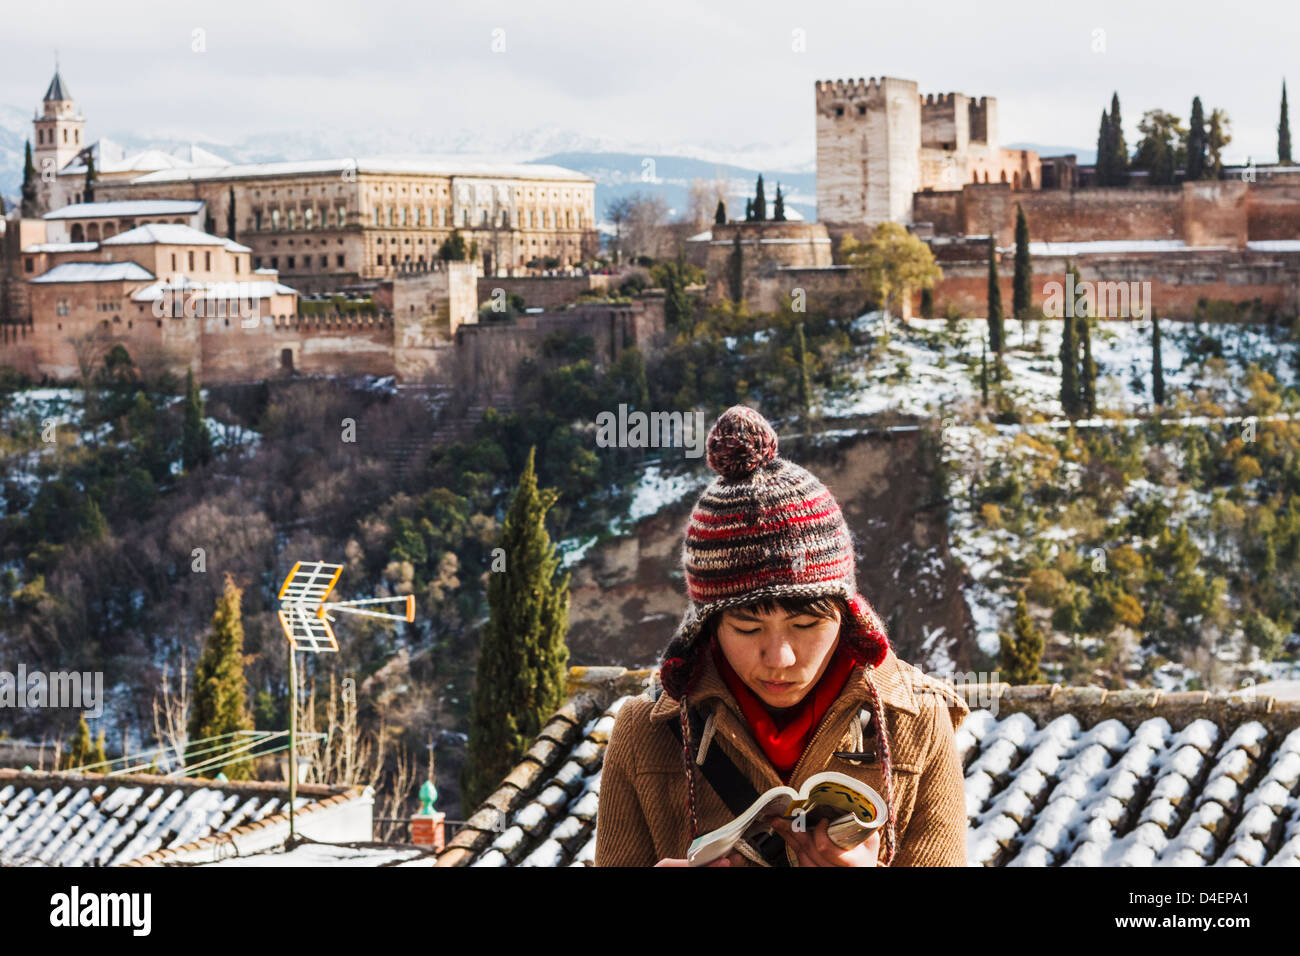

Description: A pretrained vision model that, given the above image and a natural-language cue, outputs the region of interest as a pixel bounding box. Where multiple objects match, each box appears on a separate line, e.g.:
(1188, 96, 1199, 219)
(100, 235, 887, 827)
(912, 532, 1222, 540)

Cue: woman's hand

(654, 850, 745, 867)
(769, 817, 881, 867)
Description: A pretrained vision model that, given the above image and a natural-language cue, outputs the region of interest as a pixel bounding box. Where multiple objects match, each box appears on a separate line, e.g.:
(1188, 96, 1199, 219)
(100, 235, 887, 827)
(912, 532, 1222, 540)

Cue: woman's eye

(735, 627, 761, 635)
(794, 620, 821, 629)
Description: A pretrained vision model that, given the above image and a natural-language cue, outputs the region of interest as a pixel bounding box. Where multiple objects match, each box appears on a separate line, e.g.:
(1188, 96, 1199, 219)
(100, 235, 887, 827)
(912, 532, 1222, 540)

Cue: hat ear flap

(842, 593, 890, 668)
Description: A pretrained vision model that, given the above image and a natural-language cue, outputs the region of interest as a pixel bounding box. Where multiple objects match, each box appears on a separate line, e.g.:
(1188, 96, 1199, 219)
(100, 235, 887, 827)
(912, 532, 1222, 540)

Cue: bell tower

(32, 66, 85, 213)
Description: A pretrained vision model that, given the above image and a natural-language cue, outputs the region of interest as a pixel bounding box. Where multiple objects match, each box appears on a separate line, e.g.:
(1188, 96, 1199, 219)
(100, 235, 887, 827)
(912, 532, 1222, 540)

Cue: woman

(595, 405, 969, 867)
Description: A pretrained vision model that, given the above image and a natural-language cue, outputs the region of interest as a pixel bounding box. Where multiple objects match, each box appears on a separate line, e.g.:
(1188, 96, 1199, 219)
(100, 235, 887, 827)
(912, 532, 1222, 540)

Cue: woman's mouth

(760, 679, 797, 693)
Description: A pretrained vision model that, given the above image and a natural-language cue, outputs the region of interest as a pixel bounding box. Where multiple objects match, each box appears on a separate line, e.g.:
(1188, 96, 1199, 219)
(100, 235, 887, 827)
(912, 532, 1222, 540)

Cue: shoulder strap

(665, 706, 791, 867)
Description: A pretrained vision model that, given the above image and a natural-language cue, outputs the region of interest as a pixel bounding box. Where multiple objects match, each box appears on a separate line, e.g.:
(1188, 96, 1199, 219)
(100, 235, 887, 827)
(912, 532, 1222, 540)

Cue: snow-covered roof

(44, 199, 205, 220)
(60, 141, 229, 177)
(1246, 240, 1300, 253)
(21, 241, 99, 254)
(29, 261, 155, 283)
(0, 770, 355, 867)
(101, 223, 247, 251)
(129, 156, 592, 185)
(429, 665, 1300, 868)
(130, 278, 296, 302)
(1028, 240, 1216, 256)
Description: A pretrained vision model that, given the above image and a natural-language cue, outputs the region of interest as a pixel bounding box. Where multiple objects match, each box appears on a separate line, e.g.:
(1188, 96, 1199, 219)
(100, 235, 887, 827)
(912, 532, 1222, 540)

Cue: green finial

(419, 779, 437, 814)
(215, 771, 228, 782)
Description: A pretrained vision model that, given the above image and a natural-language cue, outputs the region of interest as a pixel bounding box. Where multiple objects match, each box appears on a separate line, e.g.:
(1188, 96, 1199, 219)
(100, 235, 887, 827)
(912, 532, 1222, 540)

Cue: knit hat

(660, 405, 891, 692)
(659, 405, 899, 864)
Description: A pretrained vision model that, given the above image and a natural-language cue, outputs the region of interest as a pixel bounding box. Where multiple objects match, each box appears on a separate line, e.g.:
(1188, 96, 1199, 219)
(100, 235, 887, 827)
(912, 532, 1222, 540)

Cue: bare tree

(604, 195, 636, 264)
(151, 651, 190, 772)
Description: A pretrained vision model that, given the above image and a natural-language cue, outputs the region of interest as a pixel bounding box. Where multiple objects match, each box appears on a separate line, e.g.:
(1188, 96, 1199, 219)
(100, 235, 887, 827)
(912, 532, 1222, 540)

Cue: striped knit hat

(660, 405, 891, 687)
(659, 405, 899, 864)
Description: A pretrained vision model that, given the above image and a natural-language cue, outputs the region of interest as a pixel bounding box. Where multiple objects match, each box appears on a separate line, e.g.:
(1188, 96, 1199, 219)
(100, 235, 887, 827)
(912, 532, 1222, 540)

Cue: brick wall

(473, 274, 614, 311)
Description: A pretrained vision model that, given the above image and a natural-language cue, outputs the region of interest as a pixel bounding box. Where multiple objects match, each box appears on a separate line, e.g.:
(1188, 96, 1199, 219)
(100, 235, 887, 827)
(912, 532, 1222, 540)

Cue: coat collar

(649, 643, 918, 725)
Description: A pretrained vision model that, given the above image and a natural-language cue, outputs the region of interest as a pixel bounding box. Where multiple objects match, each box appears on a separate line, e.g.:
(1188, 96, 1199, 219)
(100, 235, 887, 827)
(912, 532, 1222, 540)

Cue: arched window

(87, 223, 100, 241)
(983, 171, 989, 183)
(288, 209, 296, 229)
(337, 207, 346, 227)
(71, 224, 84, 242)
(272, 208, 281, 229)
(1025, 172, 1034, 189)
(1013, 172, 1020, 189)
(305, 207, 313, 229)
(374, 208, 381, 226)
(1000, 170, 1008, 183)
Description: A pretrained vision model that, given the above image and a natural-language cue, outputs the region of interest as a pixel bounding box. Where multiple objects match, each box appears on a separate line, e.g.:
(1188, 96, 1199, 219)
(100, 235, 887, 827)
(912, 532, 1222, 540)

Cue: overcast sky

(6, 0, 1297, 166)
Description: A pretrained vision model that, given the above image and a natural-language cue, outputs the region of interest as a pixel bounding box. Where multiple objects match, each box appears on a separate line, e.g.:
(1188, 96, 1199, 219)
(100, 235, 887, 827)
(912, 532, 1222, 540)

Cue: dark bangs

(704, 592, 848, 638)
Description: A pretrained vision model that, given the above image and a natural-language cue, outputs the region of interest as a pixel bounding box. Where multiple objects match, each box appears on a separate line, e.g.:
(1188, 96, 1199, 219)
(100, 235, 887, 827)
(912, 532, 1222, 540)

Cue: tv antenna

(275, 560, 416, 838)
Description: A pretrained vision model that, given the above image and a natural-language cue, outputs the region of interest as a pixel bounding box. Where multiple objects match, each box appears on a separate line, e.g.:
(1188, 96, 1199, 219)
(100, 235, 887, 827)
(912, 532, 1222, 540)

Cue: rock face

(564, 428, 977, 676)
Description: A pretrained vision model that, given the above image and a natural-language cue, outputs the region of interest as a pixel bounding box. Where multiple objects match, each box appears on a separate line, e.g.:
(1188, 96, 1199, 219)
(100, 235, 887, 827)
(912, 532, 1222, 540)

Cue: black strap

(666, 707, 791, 867)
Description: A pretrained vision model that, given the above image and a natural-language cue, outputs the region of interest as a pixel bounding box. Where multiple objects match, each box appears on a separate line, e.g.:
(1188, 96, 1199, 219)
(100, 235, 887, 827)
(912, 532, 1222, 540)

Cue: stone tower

(815, 77, 921, 232)
(32, 68, 85, 214)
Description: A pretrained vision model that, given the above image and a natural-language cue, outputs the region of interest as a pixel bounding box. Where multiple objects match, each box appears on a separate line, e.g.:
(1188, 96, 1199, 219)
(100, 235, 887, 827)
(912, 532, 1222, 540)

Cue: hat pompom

(706, 405, 778, 480)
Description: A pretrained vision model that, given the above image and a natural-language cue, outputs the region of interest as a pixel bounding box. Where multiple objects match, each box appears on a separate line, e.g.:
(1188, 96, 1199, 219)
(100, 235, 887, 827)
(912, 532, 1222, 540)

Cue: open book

(687, 770, 887, 866)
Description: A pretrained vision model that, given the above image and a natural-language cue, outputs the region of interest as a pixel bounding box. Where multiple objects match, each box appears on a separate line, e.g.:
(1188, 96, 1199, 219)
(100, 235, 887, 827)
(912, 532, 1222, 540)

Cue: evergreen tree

(714, 199, 726, 224)
(80, 496, 108, 542)
(744, 199, 753, 222)
(999, 590, 1044, 684)
(439, 230, 468, 261)
(1281, 80, 1293, 165)
(1207, 108, 1232, 178)
(1186, 96, 1207, 181)
(1060, 311, 1080, 419)
(794, 321, 811, 420)
(181, 368, 212, 472)
(188, 574, 254, 779)
(920, 286, 934, 319)
(227, 186, 237, 240)
(91, 730, 108, 771)
(462, 447, 571, 809)
(980, 337, 989, 407)
(753, 174, 766, 222)
(62, 715, 94, 770)
(83, 152, 96, 204)
(1080, 313, 1096, 417)
(986, 234, 1003, 355)
(1096, 109, 1112, 186)
(773, 183, 786, 222)
(1013, 203, 1031, 319)
(21, 140, 38, 216)
(728, 231, 744, 303)
(0, 192, 5, 216)
(1108, 93, 1128, 183)
(1152, 308, 1165, 406)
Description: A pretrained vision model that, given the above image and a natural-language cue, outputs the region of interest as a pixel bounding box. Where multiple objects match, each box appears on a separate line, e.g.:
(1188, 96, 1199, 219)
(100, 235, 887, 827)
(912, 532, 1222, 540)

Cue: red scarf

(711, 636, 857, 783)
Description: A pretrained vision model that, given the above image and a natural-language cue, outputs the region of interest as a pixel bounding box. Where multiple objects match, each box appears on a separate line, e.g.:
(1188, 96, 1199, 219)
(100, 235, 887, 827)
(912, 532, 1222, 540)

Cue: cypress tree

(227, 186, 237, 240)
(181, 368, 212, 472)
(920, 286, 934, 319)
(753, 174, 766, 222)
(83, 152, 96, 204)
(1060, 311, 1080, 419)
(980, 337, 989, 407)
(999, 590, 1044, 684)
(462, 447, 571, 809)
(728, 231, 744, 303)
(714, 199, 726, 224)
(1187, 97, 1207, 181)
(1109, 93, 1128, 183)
(774, 183, 786, 222)
(1281, 80, 1293, 164)
(1080, 313, 1096, 417)
(987, 235, 1003, 355)
(1152, 308, 1165, 406)
(1096, 109, 1112, 186)
(188, 574, 254, 780)
(744, 199, 753, 222)
(794, 320, 811, 420)
(0, 192, 5, 216)
(62, 715, 94, 769)
(21, 140, 38, 216)
(1013, 203, 1032, 319)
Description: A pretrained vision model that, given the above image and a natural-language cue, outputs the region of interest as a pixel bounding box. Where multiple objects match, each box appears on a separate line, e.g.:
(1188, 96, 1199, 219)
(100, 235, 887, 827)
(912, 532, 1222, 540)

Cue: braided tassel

(864, 672, 897, 866)
(679, 697, 701, 841)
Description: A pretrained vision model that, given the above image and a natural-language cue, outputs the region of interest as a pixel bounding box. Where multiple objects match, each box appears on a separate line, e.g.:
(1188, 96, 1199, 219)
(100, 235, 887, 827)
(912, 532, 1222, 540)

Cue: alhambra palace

(3, 70, 1300, 389)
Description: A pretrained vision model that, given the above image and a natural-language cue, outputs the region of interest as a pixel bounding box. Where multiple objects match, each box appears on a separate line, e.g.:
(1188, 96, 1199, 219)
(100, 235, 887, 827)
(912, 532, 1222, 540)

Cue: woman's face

(715, 605, 842, 709)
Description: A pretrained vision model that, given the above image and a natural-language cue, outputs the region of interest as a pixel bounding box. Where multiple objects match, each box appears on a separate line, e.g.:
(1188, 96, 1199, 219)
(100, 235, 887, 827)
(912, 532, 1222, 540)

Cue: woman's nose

(761, 636, 798, 667)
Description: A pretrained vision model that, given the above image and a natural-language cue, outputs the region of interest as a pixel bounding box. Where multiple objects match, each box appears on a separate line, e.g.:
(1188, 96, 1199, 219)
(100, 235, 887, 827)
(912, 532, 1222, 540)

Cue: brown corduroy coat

(594, 645, 970, 867)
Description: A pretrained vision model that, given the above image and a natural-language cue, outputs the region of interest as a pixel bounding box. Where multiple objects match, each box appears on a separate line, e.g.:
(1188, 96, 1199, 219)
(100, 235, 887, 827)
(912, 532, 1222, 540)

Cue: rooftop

(44, 199, 205, 220)
(29, 261, 155, 284)
(433, 666, 1300, 868)
(0, 769, 360, 867)
(128, 156, 593, 186)
(101, 223, 248, 251)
